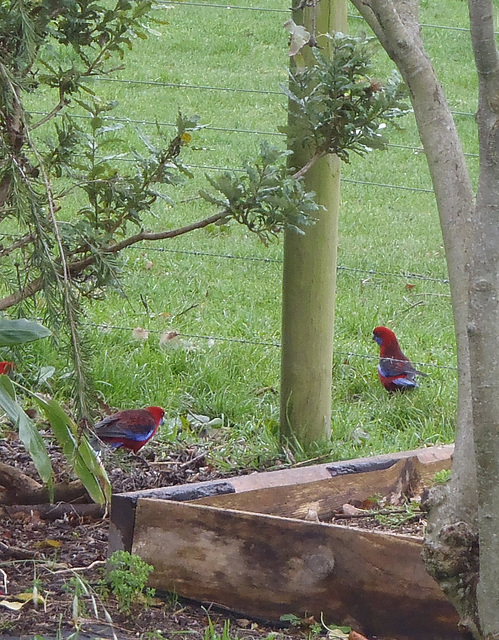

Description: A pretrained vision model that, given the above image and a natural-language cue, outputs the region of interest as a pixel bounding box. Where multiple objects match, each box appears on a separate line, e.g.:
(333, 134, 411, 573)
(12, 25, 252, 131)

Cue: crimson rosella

(372, 326, 427, 392)
(91, 406, 165, 453)
(0, 361, 15, 375)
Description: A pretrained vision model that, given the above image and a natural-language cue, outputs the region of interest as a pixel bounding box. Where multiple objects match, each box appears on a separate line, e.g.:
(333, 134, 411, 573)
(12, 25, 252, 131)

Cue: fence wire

(20, 2, 465, 379)
(83, 321, 457, 372)
(129, 245, 450, 284)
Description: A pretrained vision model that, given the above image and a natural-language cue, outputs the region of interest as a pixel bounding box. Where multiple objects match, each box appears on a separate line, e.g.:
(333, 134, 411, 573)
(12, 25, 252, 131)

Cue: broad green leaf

(0, 378, 54, 497)
(34, 396, 111, 505)
(0, 319, 51, 346)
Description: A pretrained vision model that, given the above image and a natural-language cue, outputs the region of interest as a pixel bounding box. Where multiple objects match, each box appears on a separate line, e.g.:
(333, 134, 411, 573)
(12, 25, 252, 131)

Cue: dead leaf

(254, 386, 277, 396)
(0, 600, 24, 611)
(132, 327, 149, 341)
(34, 539, 61, 549)
(236, 618, 251, 628)
(0, 591, 46, 610)
(349, 631, 370, 640)
(304, 509, 319, 522)
(159, 331, 197, 351)
(14, 591, 45, 604)
(283, 19, 310, 56)
(341, 503, 365, 516)
(327, 627, 350, 640)
(360, 496, 380, 510)
(160, 330, 179, 343)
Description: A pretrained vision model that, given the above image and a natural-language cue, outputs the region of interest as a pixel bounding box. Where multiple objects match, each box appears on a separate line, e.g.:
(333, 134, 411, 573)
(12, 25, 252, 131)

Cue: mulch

(0, 439, 309, 640)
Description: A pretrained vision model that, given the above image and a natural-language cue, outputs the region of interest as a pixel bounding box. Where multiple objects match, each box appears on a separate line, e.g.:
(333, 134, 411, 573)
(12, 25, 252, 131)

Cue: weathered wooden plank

(107, 446, 453, 537)
(132, 498, 460, 640)
(108, 480, 236, 553)
(227, 444, 453, 493)
(195, 456, 450, 519)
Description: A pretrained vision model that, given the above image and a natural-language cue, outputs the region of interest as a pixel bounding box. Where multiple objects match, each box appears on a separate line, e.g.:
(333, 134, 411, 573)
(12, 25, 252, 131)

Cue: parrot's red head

(146, 406, 165, 425)
(372, 326, 399, 348)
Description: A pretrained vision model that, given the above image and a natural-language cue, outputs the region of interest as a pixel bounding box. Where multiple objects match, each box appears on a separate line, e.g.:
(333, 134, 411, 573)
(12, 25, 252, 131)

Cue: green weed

(104, 551, 155, 613)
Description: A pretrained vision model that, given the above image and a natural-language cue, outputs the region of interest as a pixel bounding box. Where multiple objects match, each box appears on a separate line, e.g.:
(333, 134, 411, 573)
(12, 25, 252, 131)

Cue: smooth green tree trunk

(280, 0, 347, 448)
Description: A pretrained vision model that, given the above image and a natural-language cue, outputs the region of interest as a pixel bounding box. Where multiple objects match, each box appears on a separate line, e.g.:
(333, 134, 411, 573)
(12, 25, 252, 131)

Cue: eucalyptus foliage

(282, 33, 409, 168)
(200, 143, 320, 244)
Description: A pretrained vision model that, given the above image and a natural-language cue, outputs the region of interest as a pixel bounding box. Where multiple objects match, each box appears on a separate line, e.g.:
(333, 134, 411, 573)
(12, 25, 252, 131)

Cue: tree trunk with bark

(466, 2, 499, 636)
(348, 0, 499, 637)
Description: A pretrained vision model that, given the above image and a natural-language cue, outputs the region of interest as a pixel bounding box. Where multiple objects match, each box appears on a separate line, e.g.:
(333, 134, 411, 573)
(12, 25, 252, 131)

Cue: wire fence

(35, 1, 470, 377)
(82, 320, 458, 372)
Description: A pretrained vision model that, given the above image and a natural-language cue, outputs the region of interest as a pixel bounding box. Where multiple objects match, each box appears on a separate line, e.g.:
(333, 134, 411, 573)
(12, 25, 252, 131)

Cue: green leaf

(0, 319, 51, 346)
(34, 397, 111, 505)
(0, 378, 54, 497)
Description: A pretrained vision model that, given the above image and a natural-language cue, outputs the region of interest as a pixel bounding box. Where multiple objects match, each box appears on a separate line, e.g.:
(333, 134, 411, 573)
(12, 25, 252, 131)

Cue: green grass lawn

(15, 0, 478, 467)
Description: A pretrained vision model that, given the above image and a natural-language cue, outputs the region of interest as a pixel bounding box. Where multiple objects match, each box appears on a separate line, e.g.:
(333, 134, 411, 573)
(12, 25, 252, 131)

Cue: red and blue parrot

(372, 326, 427, 392)
(91, 406, 165, 453)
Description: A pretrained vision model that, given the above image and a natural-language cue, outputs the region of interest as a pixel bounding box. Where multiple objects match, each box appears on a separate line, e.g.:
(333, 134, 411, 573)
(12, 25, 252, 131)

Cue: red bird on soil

(372, 326, 427, 392)
(91, 406, 165, 454)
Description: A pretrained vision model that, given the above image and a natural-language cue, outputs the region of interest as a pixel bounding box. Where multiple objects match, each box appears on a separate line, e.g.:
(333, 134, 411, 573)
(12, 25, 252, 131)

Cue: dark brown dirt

(0, 438, 314, 640)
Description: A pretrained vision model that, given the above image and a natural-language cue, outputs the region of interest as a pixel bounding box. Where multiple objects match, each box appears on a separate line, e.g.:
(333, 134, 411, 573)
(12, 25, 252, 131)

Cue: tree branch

(0, 461, 88, 505)
(0, 211, 228, 311)
(0, 234, 34, 257)
(469, 0, 499, 112)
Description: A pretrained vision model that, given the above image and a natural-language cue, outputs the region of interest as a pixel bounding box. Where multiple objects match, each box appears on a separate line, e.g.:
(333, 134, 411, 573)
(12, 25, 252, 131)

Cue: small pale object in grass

(160, 330, 179, 345)
(187, 410, 223, 430)
(132, 327, 149, 341)
(159, 331, 197, 351)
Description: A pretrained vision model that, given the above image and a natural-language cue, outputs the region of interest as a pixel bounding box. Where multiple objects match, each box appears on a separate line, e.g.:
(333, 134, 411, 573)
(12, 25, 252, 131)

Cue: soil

(0, 438, 319, 640)
(0, 436, 424, 640)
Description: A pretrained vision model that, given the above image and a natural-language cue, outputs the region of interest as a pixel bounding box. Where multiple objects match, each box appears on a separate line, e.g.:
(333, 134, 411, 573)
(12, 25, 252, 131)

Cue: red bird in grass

(91, 406, 165, 454)
(0, 361, 15, 375)
(372, 326, 427, 392)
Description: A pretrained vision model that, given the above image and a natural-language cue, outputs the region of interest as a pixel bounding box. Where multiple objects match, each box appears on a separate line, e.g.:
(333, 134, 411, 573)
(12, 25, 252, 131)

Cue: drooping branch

(0, 211, 228, 311)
